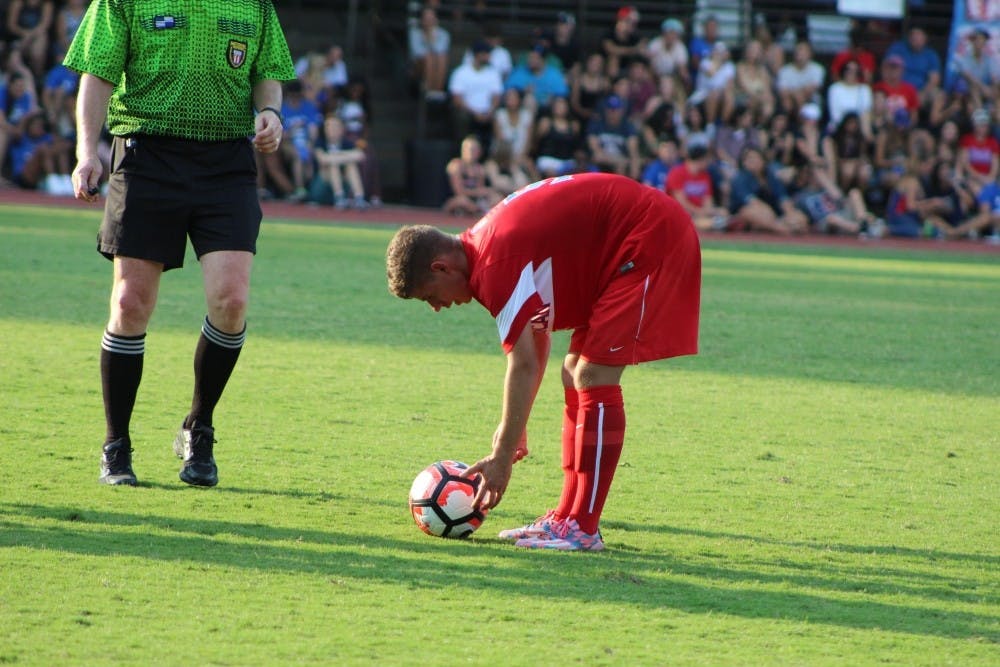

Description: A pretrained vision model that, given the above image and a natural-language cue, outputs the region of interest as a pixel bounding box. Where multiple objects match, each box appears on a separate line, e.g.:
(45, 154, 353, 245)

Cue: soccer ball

(408, 460, 487, 538)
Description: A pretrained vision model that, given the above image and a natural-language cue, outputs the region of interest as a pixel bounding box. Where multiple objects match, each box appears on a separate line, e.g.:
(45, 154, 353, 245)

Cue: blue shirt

(886, 40, 941, 90)
(641, 159, 675, 190)
(976, 181, 1000, 213)
(505, 64, 568, 107)
(10, 132, 52, 177)
(729, 167, 789, 214)
(44, 64, 80, 94)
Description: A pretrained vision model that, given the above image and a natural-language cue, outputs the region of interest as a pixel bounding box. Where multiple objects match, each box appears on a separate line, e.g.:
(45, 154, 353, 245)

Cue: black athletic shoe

(173, 421, 218, 487)
(99, 437, 137, 486)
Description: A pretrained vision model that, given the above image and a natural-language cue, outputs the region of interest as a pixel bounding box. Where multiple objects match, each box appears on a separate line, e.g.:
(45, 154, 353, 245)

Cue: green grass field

(1, 203, 997, 666)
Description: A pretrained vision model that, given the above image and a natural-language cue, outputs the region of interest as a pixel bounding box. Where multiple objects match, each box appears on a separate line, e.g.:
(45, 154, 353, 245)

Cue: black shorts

(99, 134, 262, 271)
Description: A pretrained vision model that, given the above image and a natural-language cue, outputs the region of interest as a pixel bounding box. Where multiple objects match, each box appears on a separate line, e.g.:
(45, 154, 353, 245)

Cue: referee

(65, 1, 296, 487)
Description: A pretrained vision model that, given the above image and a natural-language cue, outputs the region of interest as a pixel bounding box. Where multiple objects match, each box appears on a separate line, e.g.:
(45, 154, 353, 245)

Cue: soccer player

(386, 173, 701, 550)
(65, 1, 296, 486)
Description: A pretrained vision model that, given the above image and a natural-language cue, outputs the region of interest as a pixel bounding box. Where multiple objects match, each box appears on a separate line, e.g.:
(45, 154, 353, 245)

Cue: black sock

(187, 316, 245, 429)
(101, 331, 145, 443)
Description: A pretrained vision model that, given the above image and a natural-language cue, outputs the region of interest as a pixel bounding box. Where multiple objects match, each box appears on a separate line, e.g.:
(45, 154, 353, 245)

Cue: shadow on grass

(2, 502, 996, 643)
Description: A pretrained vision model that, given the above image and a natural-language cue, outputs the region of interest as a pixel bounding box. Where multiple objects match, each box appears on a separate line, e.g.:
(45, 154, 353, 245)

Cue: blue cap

(605, 95, 624, 110)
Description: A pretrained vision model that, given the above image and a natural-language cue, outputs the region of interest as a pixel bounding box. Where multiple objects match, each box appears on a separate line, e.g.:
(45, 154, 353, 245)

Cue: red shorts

(569, 217, 701, 366)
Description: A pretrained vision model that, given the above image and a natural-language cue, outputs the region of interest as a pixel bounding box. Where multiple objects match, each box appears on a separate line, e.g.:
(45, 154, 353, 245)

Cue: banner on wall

(946, 0, 1000, 89)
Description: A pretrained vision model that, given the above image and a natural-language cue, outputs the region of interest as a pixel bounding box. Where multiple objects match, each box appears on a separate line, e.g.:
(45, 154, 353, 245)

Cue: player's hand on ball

(462, 455, 512, 511)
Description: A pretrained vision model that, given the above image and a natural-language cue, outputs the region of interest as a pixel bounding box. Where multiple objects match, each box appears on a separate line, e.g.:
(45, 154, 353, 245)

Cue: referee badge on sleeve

(227, 40, 248, 68)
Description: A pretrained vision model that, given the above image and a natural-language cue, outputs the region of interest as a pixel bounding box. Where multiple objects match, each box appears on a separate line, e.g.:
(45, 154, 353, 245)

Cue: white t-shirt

(646, 37, 688, 78)
(777, 61, 825, 92)
(826, 82, 873, 127)
(448, 64, 504, 115)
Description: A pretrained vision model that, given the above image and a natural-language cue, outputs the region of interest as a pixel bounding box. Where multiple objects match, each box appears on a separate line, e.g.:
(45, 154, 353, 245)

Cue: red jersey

(666, 162, 714, 208)
(959, 133, 1000, 175)
(872, 80, 919, 113)
(459, 173, 697, 355)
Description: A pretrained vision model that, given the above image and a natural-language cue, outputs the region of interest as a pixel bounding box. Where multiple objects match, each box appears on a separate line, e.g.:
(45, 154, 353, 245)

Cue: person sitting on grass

(666, 143, 730, 232)
(728, 146, 809, 235)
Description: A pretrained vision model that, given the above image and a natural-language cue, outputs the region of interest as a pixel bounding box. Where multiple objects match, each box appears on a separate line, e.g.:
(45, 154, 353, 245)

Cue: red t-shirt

(872, 80, 919, 113)
(666, 162, 714, 208)
(830, 50, 877, 80)
(459, 173, 692, 351)
(959, 133, 1000, 175)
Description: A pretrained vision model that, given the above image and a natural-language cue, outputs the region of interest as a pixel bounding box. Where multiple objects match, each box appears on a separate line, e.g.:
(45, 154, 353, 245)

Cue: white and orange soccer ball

(408, 460, 487, 538)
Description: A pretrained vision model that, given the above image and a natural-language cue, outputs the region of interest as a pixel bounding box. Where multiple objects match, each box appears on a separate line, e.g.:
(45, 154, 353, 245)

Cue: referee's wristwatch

(258, 106, 283, 124)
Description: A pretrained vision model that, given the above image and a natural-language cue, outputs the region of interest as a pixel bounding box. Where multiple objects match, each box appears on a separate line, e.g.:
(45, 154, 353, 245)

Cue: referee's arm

(252, 79, 283, 154)
(74, 73, 115, 201)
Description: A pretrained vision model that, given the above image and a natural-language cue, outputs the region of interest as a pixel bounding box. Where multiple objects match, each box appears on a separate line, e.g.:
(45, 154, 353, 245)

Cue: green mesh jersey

(64, 0, 295, 141)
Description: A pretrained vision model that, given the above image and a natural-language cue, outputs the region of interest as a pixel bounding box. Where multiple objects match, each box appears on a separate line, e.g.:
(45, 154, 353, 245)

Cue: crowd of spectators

(2, 2, 1000, 242)
(0, 1, 384, 209)
(408, 3, 1000, 242)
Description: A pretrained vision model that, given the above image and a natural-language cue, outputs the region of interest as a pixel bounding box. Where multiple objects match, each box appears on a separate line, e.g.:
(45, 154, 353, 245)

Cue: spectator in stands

(679, 103, 713, 158)
(409, 5, 450, 100)
(667, 142, 730, 231)
(484, 139, 531, 196)
(957, 107, 1000, 195)
(315, 113, 367, 210)
(40, 45, 78, 126)
(935, 119, 963, 165)
(641, 99, 681, 158)
(689, 41, 735, 125)
(5, 0, 53, 78)
(794, 103, 830, 180)
(536, 12, 582, 81)
(448, 39, 503, 152)
(763, 111, 796, 181)
(463, 24, 512, 82)
(338, 78, 382, 207)
(827, 59, 873, 138)
(624, 59, 656, 122)
(776, 40, 824, 120)
(0, 48, 39, 174)
(950, 27, 999, 108)
(493, 87, 537, 180)
(646, 18, 690, 92)
(792, 162, 884, 237)
(570, 52, 611, 131)
(885, 26, 941, 109)
(729, 146, 808, 235)
(601, 5, 645, 78)
(930, 80, 976, 133)
(640, 137, 680, 190)
(280, 80, 322, 201)
(294, 44, 348, 109)
(734, 39, 775, 123)
(873, 108, 914, 196)
(534, 96, 580, 177)
(643, 69, 687, 118)
(53, 0, 86, 56)
(585, 94, 640, 179)
(920, 159, 977, 238)
(443, 134, 502, 216)
(884, 168, 934, 238)
(830, 25, 876, 84)
(688, 14, 720, 87)
(506, 44, 569, 112)
(873, 55, 919, 127)
(951, 178, 1000, 240)
(822, 112, 873, 193)
(9, 109, 66, 192)
(713, 103, 764, 204)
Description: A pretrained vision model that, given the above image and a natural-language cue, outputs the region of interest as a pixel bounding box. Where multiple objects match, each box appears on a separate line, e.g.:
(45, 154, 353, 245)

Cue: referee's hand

(252, 110, 282, 154)
(72, 158, 103, 203)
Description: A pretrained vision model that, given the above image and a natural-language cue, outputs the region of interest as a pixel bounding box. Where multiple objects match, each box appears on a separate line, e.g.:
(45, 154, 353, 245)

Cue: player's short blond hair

(385, 225, 454, 298)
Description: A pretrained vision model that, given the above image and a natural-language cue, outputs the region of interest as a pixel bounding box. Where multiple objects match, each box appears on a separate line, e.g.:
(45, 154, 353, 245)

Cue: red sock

(553, 387, 579, 521)
(570, 385, 625, 534)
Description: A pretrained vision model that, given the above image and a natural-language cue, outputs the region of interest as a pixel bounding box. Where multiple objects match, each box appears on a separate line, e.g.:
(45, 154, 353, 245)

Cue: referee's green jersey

(64, 0, 296, 142)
